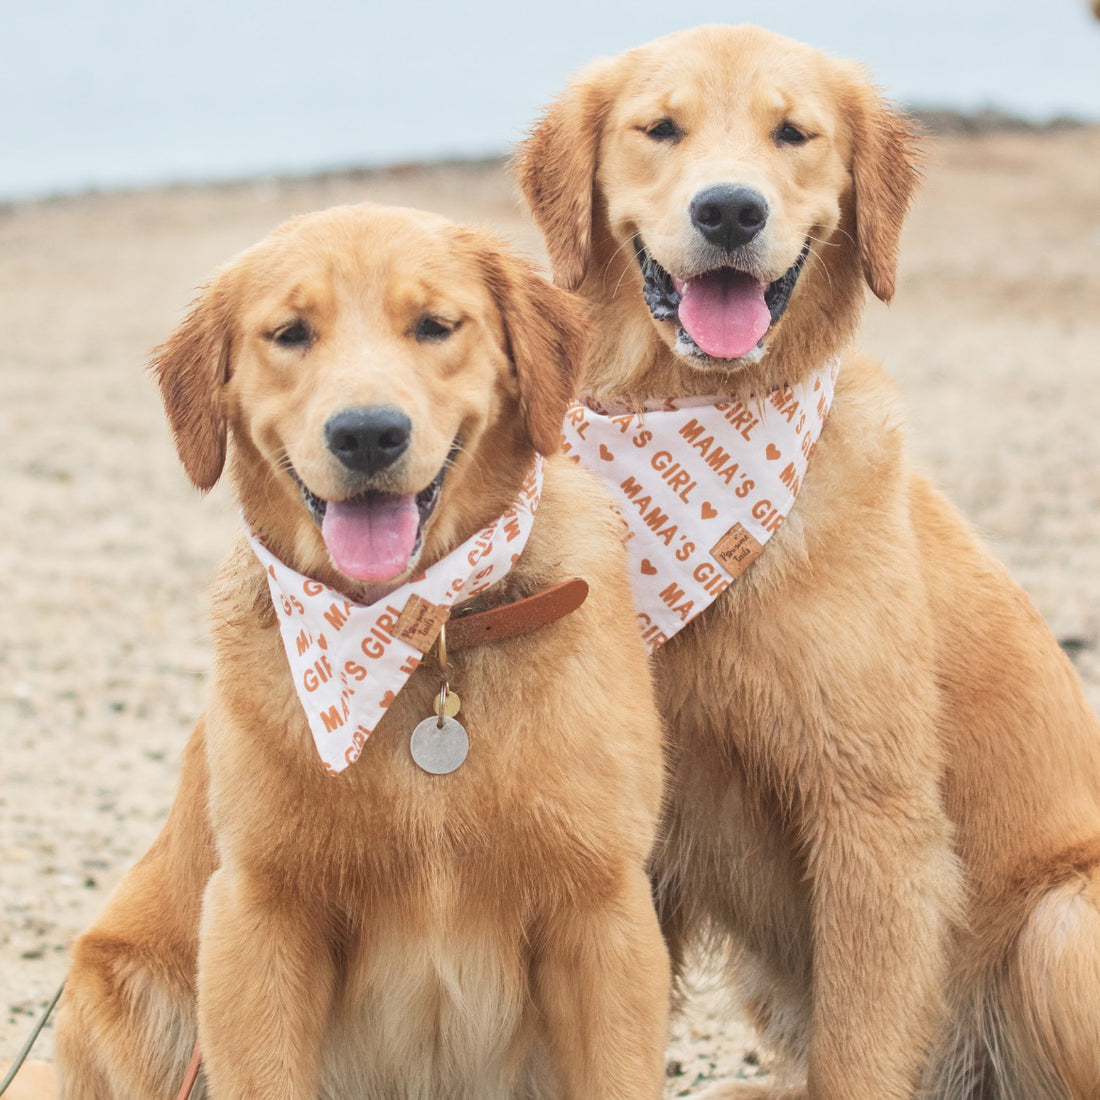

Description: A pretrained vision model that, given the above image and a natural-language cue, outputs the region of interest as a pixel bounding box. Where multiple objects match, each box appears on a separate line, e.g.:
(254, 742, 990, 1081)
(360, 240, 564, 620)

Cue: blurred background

(4, 0, 1099, 202)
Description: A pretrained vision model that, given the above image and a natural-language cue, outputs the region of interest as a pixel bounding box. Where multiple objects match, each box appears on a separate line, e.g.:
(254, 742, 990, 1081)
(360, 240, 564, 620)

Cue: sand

(2, 125, 1099, 1095)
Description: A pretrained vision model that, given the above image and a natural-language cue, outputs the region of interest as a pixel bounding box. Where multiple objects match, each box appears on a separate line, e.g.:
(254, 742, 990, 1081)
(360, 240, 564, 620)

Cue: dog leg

(994, 872, 1100, 1099)
(696, 1084, 807, 1100)
(55, 726, 210, 1100)
(531, 866, 669, 1099)
(197, 867, 337, 1099)
(917, 869, 1100, 1100)
(798, 776, 961, 1100)
(55, 919, 198, 1099)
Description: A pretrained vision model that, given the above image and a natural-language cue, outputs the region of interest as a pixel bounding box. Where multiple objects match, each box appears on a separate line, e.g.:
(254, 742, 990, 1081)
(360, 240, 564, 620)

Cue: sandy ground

(2, 125, 1099, 1095)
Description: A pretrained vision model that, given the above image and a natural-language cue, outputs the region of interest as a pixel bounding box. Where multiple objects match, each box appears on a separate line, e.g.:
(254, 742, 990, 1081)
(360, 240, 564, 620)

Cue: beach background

(2, 0, 1099, 1094)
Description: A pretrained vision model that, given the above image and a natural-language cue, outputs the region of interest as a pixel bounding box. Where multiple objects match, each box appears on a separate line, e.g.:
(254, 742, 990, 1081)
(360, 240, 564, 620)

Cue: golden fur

(517, 24, 1100, 1100)
(53, 203, 670, 1099)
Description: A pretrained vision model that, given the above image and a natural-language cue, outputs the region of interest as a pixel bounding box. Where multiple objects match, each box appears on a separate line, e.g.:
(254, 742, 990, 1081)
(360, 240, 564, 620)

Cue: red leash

(174, 1041, 201, 1100)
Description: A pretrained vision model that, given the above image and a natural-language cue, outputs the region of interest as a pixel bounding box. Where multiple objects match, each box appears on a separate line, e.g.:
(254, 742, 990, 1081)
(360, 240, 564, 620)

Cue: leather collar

(446, 577, 588, 650)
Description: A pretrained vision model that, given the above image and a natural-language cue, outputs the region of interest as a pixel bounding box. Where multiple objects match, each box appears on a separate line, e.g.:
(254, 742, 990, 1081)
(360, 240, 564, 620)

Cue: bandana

(561, 360, 838, 651)
(247, 459, 543, 773)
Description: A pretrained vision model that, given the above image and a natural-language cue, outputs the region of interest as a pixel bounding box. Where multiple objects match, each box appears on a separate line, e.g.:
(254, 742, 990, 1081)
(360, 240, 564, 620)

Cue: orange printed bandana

(562, 360, 838, 651)
(247, 459, 543, 773)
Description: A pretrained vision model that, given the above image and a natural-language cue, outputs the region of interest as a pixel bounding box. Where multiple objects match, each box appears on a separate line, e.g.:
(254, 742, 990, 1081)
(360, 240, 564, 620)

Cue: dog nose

(690, 185, 769, 250)
(324, 406, 412, 474)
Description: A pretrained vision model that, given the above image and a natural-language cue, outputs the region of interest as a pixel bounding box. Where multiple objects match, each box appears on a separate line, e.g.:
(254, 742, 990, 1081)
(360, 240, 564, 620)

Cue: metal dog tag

(432, 690, 462, 718)
(410, 715, 469, 774)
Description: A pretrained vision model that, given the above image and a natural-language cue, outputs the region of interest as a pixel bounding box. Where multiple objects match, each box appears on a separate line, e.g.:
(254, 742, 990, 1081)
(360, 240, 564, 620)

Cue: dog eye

(269, 320, 313, 349)
(774, 122, 809, 146)
(642, 118, 682, 142)
(414, 315, 457, 342)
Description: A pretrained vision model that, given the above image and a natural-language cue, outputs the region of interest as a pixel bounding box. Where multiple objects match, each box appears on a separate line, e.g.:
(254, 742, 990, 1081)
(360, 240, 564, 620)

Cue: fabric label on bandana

(561, 360, 839, 652)
(247, 459, 543, 774)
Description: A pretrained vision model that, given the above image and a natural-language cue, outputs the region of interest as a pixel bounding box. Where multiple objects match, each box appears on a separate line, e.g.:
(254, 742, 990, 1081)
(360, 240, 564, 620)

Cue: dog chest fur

(320, 915, 538, 1100)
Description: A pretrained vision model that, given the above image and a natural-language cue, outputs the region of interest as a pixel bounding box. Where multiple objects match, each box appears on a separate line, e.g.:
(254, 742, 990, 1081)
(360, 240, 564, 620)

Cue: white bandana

(561, 360, 838, 651)
(247, 459, 544, 773)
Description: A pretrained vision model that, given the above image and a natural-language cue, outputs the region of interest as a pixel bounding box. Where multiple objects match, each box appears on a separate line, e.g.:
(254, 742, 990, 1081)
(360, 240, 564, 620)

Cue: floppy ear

(514, 58, 616, 292)
(847, 82, 924, 303)
(149, 279, 233, 491)
(476, 239, 591, 456)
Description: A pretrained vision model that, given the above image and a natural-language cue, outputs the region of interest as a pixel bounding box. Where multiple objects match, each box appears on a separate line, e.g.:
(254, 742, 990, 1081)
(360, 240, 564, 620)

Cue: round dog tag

(410, 716, 469, 774)
(432, 690, 462, 718)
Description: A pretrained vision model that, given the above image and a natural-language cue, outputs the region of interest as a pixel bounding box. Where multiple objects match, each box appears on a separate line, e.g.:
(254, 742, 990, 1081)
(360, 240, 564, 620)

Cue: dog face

(518, 24, 920, 384)
(596, 29, 853, 365)
(152, 203, 587, 594)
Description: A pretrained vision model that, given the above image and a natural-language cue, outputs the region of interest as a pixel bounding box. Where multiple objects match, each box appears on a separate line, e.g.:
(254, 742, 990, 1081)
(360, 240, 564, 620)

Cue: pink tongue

(676, 269, 771, 359)
(321, 493, 419, 582)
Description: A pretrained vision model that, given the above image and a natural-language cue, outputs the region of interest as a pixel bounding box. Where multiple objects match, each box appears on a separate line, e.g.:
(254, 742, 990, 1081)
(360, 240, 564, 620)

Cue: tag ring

(436, 624, 449, 729)
(436, 679, 449, 729)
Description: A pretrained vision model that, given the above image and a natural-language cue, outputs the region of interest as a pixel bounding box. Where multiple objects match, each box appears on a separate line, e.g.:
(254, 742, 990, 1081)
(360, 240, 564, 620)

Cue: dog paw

(692, 1081, 806, 1100)
(0, 1059, 57, 1100)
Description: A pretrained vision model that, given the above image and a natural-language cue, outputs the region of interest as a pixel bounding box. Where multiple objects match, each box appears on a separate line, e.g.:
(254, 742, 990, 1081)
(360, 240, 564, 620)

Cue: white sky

(3, 0, 1098, 199)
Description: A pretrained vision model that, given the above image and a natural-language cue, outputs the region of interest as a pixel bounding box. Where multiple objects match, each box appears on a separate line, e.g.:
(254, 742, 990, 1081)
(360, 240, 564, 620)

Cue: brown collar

(446, 577, 588, 650)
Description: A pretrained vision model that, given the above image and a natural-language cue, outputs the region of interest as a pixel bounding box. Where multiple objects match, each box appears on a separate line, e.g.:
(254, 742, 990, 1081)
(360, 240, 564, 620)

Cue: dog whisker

(803, 240, 834, 291)
(603, 235, 640, 301)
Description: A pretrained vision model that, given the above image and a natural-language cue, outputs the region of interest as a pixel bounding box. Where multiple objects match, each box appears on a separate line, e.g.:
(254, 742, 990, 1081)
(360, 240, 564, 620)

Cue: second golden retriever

(53, 203, 669, 1099)
(519, 24, 1100, 1100)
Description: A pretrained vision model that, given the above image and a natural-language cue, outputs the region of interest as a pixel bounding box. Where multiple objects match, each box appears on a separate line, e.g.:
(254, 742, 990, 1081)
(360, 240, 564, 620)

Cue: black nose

(689, 185, 769, 251)
(324, 406, 411, 475)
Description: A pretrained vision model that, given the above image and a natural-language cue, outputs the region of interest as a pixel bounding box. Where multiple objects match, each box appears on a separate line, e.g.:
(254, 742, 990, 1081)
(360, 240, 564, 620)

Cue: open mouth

(290, 440, 458, 583)
(634, 237, 810, 362)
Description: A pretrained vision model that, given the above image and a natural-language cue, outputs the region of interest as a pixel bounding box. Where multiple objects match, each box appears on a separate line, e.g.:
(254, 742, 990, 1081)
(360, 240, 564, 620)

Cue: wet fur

(517, 24, 1100, 1100)
(54, 203, 670, 1099)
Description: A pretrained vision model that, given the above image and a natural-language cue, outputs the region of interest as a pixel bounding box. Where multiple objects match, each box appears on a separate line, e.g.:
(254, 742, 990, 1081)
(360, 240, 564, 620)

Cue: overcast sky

(3, 0, 1098, 200)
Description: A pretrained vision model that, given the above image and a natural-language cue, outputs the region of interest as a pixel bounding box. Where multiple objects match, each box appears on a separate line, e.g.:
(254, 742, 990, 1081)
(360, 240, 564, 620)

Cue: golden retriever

(518, 24, 1100, 1100)
(53, 202, 670, 1099)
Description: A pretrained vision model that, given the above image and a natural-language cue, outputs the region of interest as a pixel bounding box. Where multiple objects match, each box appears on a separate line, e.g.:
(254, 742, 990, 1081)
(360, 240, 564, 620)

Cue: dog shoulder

(208, 535, 278, 637)
(756, 351, 922, 598)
